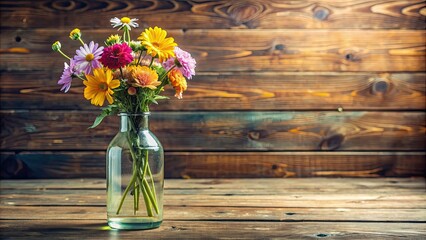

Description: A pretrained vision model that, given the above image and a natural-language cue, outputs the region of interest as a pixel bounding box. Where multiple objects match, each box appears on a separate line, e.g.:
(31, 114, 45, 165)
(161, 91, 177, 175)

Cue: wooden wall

(0, 0, 425, 178)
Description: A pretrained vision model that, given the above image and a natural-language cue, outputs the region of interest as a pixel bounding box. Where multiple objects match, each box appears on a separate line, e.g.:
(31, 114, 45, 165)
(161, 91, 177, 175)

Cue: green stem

(115, 171, 138, 215)
(58, 50, 71, 60)
(78, 38, 85, 46)
(147, 163, 158, 203)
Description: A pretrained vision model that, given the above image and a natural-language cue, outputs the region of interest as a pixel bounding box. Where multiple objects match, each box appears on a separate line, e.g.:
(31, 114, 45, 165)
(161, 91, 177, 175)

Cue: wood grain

(1, 220, 425, 239)
(2, 178, 424, 190)
(1, 0, 425, 29)
(1, 206, 425, 222)
(1, 71, 425, 110)
(1, 179, 425, 237)
(1, 151, 425, 178)
(2, 190, 426, 209)
(1, 111, 424, 151)
(1, 29, 425, 72)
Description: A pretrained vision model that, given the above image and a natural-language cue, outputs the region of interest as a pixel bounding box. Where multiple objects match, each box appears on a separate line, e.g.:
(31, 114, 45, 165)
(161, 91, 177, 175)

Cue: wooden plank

(1, 111, 425, 151)
(1, 29, 425, 72)
(1, 178, 424, 190)
(0, 220, 425, 239)
(1, 206, 425, 222)
(1, 71, 425, 110)
(1, 0, 425, 29)
(2, 192, 426, 208)
(1, 151, 425, 179)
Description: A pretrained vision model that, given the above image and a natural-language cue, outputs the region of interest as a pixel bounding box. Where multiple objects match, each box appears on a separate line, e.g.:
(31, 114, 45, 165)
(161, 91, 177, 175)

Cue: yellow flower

(69, 28, 81, 40)
(83, 68, 120, 106)
(131, 66, 161, 89)
(138, 27, 177, 62)
(105, 34, 121, 46)
(168, 69, 187, 99)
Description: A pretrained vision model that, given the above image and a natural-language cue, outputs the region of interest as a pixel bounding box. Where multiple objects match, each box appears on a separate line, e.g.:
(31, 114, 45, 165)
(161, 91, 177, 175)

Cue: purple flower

(58, 59, 79, 93)
(73, 41, 104, 75)
(163, 47, 196, 79)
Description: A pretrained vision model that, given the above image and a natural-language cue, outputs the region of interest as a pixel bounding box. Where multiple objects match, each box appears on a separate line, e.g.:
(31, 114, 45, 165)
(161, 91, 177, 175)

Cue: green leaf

(154, 95, 169, 100)
(88, 105, 118, 129)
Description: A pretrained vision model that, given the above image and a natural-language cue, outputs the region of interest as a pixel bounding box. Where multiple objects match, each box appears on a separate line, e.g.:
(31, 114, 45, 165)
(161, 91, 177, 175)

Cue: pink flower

(73, 41, 103, 75)
(58, 59, 80, 93)
(163, 47, 196, 79)
(99, 43, 133, 69)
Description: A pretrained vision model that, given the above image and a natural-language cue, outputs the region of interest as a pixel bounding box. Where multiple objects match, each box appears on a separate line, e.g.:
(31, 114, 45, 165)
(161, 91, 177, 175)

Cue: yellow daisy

(138, 26, 177, 62)
(83, 68, 120, 106)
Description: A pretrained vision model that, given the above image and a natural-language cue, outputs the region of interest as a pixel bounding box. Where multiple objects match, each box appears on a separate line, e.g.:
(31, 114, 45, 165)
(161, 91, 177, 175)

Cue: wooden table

(1, 178, 425, 239)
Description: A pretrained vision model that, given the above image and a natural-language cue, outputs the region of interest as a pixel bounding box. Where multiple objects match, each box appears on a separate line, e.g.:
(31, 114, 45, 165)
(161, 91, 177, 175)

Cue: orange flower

(131, 66, 161, 89)
(168, 69, 187, 99)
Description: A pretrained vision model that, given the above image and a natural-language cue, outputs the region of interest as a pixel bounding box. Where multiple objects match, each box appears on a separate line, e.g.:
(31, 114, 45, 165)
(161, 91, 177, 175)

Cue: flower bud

(51, 41, 61, 51)
(69, 28, 81, 40)
(127, 86, 137, 95)
(105, 34, 121, 46)
(129, 40, 142, 52)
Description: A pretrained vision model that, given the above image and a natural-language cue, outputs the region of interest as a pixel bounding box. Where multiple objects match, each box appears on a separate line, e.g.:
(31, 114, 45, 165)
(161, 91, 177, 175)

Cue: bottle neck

(119, 112, 150, 132)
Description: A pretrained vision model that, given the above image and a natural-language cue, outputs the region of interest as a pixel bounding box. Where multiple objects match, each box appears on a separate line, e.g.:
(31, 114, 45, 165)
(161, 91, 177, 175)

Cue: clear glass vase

(106, 112, 164, 230)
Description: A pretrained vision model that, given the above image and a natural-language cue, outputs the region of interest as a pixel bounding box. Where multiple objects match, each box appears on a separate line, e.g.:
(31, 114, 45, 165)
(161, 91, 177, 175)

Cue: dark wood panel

(1, 71, 425, 110)
(1, 151, 424, 179)
(1, 0, 425, 29)
(1, 29, 425, 72)
(2, 178, 423, 190)
(1, 111, 425, 151)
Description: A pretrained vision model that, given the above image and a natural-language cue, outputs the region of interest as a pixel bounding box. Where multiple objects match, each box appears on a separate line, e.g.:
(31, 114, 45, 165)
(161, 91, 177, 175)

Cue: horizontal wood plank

(2, 178, 424, 190)
(1, 111, 425, 151)
(2, 190, 425, 209)
(1, 29, 425, 72)
(1, 151, 425, 178)
(1, 0, 425, 29)
(1, 71, 425, 110)
(0, 220, 425, 239)
(1, 205, 425, 222)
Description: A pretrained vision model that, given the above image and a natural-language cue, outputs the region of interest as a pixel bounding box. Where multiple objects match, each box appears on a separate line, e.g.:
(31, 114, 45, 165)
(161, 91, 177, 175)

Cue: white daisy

(110, 17, 139, 30)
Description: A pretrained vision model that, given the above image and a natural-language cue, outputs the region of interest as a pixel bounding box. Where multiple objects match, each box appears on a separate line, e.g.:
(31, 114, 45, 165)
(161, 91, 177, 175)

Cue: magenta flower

(99, 43, 133, 69)
(74, 41, 103, 74)
(58, 59, 80, 93)
(163, 47, 196, 79)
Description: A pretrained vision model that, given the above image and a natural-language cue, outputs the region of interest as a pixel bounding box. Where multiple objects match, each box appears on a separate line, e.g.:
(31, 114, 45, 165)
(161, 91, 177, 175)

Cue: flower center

(120, 17, 131, 24)
(152, 42, 160, 48)
(99, 83, 107, 90)
(85, 53, 95, 61)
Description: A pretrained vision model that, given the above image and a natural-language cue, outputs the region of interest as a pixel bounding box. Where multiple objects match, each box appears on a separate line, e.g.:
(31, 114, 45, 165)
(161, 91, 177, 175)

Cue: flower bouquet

(52, 17, 196, 229)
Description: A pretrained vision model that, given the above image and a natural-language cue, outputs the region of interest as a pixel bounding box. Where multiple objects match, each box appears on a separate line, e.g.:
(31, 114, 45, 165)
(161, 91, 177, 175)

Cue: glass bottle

(106, 112, 164, 230)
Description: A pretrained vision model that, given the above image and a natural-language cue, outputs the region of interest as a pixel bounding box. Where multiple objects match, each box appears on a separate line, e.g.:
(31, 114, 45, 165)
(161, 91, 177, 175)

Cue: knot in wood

(275, 44, 285, 51)
(51, 0, 78, 11)
(248, 131, 260, 140)
(248, 130, 263, 140)
(313, 7, 330, 21)
(320, 134, 344, 150)
(371, 79, 390, 95)
(227, 1, 264, 25)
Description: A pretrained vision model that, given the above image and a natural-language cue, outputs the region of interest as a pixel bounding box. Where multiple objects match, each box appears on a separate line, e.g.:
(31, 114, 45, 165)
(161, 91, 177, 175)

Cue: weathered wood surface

(2, 29, 425, 72)
(0, 178, 425, 239)
(0, 0, 425, 179)
(1, 0, 425, 29)
(1, 151, 425, 178)
(1, 111, 424, 151)
(1, 71, 425, 110)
